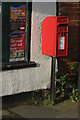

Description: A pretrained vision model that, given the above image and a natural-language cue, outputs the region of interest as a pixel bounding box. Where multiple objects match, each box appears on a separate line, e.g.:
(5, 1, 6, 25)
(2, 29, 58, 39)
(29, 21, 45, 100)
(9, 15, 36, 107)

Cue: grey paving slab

(3, 100, 78, 118)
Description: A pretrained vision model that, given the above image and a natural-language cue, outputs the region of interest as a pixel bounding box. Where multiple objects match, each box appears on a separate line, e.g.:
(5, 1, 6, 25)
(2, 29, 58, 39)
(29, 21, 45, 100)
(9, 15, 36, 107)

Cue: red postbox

(42, 16, 69, 57)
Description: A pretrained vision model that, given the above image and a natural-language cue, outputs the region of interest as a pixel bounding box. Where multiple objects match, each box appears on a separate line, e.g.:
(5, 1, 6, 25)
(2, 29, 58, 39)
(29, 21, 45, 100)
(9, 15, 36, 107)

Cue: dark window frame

(2, 2, 36, 70)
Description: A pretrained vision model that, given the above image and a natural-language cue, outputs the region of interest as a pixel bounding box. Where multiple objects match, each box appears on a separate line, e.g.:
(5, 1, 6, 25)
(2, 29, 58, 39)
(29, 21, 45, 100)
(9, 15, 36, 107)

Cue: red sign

(10, 38, 24, 51)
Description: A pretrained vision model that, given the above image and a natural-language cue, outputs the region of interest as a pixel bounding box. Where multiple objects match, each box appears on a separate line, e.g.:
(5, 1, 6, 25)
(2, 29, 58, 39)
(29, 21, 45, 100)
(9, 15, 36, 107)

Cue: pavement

(1, 100, 79, 119)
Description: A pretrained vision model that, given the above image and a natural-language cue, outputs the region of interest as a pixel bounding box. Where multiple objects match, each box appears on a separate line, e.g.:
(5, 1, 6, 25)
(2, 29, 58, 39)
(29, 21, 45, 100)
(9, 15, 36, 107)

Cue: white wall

(2, 2, 56, 96)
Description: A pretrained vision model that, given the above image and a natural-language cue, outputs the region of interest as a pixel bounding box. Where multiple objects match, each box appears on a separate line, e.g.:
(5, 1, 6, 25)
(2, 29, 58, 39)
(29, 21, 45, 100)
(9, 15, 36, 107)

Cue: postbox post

(50, 56, 57, 104)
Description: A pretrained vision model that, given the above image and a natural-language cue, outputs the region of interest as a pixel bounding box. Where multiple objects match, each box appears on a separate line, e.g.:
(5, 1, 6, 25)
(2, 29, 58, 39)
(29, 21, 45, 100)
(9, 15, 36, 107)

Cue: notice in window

(10, 33, 25, 57)
(59, 37, 65, 50)
(10, 5, 26, 32)
(10, 5, 26, 62)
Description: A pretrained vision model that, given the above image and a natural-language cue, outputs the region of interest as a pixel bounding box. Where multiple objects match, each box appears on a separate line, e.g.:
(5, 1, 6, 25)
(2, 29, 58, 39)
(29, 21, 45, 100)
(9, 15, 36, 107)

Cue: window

(2, 2, 36, 70)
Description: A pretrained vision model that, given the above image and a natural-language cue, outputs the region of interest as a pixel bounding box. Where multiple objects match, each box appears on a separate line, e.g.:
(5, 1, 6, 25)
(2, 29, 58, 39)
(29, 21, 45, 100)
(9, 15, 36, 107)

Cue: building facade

(1, 2, 56, 96)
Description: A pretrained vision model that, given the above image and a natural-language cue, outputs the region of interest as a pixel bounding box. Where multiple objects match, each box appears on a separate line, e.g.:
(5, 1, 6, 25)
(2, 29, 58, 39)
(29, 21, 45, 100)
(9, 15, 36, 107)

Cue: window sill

(2, 61, 36, 71)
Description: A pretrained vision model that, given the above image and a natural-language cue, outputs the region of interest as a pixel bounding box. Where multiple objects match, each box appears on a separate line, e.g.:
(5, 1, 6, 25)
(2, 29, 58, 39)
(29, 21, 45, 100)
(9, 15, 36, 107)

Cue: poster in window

(59, 36, 65, 50)
(9, 5, 26, 62)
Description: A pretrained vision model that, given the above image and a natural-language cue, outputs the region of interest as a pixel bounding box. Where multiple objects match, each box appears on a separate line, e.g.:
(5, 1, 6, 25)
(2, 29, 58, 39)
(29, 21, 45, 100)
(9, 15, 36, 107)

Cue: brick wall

(57, 2, 80, 75)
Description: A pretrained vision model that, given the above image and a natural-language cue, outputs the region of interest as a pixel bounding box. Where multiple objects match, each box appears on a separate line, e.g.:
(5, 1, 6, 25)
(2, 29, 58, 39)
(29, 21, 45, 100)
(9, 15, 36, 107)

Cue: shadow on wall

(68, 26, 79, 62)
(57, 57, 79, 77)
(57, 58, 69, 76)
(36, 63, 40, 67)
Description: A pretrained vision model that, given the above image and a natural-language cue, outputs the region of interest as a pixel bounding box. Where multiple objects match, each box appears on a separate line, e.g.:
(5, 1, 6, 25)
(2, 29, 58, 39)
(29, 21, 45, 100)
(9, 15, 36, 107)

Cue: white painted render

(2, 2, 56, 96)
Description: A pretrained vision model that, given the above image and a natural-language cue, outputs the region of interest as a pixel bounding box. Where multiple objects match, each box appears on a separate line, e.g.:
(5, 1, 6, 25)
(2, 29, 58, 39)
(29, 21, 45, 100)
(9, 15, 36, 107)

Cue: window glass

(10, 4, 26, 62)
(2, 2, 31, 63)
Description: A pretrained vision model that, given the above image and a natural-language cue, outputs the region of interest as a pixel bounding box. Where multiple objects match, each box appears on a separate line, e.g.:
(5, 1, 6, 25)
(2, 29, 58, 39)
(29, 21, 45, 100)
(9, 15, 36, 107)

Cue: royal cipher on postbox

(42, 16, 69, 57)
